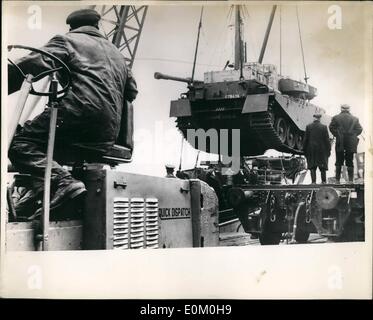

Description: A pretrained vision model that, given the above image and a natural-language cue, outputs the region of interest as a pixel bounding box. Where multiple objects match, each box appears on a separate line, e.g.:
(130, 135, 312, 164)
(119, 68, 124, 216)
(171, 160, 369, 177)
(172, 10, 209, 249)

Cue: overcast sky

(4, 1, 371, 178)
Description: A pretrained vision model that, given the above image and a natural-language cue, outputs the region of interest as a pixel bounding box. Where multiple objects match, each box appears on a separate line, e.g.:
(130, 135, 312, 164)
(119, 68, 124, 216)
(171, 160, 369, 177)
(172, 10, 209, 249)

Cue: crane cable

(212, 6, 233, 69)
(178, 136, 184, 172)
(191, 6, 204, 83)
(279, 6, 282, 74)
(238, 6, 244, 80)
(296, 6, 309, 83)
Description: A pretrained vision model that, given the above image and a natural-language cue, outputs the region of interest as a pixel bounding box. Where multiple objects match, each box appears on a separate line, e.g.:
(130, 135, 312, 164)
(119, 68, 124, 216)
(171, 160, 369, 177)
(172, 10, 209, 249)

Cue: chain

(305, 191, 313, 223)
(269, 193, 276, 222)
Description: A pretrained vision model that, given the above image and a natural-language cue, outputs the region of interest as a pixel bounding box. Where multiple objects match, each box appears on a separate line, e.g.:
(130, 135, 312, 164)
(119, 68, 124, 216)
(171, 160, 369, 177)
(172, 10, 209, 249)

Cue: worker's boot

(321, 170, 327, 184)
(50, 177, 87, 209)
(12, 187, 42, 218)
(310, 169, 317, 184)
(347, 167, 354, 184)
(33, 176, 86, 218)
(335, 166, 342, 184)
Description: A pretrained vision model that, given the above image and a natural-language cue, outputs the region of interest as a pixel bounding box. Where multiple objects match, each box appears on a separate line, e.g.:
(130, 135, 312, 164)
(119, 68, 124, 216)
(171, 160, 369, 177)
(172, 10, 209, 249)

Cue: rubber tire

(294, 229, 310, 243)
(259, 221, 282, 245)
(294, 204, 310, 243)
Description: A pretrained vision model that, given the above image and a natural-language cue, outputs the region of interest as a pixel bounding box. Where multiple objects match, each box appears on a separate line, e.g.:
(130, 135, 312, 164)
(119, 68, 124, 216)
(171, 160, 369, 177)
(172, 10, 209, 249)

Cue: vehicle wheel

(294, 229, 310, 243)
(295, 132, 304, 150)
(286, 126, 296, 148)
(275, 117, 287, 144)
(294, 202, 310, 243)
(259, 230, 282, 245)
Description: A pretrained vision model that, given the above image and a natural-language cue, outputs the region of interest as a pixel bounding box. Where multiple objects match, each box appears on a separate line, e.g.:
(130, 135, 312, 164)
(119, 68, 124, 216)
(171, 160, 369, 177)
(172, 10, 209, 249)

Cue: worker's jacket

(8, 26, 138, 154)
(329, 111, 363, 153)
(302, 120, 331, 169)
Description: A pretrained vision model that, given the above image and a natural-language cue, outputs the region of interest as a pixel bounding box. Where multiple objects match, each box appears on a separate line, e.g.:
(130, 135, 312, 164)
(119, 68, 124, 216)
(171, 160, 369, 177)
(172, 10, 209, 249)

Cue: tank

(155, 5, 329, 156)
(155, 65, 327, 156)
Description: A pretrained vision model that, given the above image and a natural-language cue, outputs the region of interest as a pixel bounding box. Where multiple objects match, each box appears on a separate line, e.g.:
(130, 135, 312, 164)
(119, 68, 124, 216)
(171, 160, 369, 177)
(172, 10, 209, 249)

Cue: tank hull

(171, 80, 329, 156)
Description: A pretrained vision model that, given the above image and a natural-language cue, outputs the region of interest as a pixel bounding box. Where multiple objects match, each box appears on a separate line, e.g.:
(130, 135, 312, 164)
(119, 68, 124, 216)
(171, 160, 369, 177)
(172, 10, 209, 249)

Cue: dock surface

(219, 232, 328, 246)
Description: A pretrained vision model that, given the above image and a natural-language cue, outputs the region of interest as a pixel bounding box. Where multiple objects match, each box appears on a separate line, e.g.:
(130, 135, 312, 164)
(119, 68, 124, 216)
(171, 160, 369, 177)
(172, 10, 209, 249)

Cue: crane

(90, 5, 148, 68)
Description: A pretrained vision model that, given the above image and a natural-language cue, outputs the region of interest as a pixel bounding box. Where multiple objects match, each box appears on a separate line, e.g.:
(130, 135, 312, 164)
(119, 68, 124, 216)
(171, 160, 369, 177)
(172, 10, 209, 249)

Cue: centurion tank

(155, 5, 328, 156)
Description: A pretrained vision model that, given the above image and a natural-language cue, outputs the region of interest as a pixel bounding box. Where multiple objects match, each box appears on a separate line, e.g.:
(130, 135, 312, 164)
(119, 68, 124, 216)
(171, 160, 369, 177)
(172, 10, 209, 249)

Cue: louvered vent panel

(113, 197, 159, 249)
(130, 198, 145, 249)
(145, 198, 159, 249)
(113, 197, 130, 249)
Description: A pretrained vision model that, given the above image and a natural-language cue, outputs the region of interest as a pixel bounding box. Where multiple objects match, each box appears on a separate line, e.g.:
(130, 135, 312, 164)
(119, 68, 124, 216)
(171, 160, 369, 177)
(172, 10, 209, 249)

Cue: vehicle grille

(113, 197, 159, 249)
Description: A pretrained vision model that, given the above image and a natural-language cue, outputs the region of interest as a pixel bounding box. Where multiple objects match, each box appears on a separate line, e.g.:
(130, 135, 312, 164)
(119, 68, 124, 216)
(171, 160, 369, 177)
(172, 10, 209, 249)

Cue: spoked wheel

(7, 44, 72, 148)
(286, 125, 296, 149)
(295, 132, 304, 150)
(8, 45, 71, 97)
(274, 117, 287, 144)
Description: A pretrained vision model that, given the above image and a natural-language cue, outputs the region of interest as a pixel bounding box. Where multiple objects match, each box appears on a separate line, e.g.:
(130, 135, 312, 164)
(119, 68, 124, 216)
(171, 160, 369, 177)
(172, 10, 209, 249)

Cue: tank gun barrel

(154, 72, 203, 84)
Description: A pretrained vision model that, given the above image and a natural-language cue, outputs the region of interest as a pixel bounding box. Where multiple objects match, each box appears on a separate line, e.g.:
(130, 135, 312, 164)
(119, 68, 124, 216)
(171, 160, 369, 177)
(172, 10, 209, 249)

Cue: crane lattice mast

(90, 5, 148, 68)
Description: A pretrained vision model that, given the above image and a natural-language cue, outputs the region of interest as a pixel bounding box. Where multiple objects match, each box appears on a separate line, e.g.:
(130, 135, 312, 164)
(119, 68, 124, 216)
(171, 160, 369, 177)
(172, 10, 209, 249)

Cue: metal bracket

(347, 190, 352, 204)
(114, 180, 127, 189)
(180, 187, 189, 194)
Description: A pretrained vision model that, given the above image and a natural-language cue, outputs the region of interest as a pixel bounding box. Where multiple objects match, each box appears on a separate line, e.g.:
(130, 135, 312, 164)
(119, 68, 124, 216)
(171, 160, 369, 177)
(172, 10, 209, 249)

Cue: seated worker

(8, 9, 138, 216)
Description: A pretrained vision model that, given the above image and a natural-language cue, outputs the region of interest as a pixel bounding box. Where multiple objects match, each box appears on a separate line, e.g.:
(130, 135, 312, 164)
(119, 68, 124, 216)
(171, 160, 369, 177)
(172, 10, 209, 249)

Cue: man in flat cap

(329, 104, 363, 183)
(165, 164, 176, 178)
(302, 112, 331, 183)
(8, 9, 138, 217)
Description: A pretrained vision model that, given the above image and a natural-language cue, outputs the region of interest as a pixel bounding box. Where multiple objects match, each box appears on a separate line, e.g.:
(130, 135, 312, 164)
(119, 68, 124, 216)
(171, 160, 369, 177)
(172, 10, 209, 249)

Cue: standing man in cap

(8, 8, 138, 216)
(165, 164, 176, 178)
(302, 113, 331, 184)
(329, 104, 363, 183)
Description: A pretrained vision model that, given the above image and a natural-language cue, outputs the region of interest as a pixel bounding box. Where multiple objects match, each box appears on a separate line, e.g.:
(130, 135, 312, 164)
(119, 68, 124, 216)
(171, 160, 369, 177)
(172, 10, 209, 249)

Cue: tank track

(176, 110, 304, 156)
(250, 112, 303, 155)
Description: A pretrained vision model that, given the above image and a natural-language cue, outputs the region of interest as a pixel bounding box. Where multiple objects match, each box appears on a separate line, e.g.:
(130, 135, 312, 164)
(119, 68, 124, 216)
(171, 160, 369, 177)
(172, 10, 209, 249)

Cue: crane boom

(258, 5, 277, 64)
(90, 5, 148, 68)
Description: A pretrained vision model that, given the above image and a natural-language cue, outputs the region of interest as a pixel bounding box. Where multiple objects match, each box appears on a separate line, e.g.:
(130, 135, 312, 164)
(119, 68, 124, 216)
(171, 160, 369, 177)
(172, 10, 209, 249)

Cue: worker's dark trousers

(335, 151, 354, 167)
(310, 167, 327, 183)
(335, 151, 354, 182)
(8, 108, 80, 193)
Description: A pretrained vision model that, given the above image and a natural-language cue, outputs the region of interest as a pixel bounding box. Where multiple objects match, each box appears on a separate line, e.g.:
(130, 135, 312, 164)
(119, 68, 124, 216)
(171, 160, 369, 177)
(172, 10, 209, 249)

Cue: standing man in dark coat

(302, 113, 331, 184)
(165, 164, 176, 178)
(329, 104, 362, 183)
(8, 9, 138, 215)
